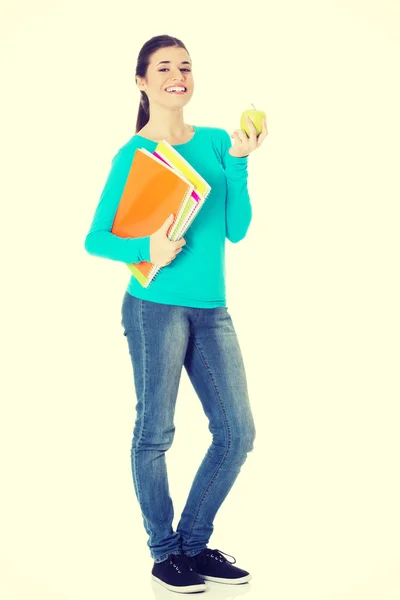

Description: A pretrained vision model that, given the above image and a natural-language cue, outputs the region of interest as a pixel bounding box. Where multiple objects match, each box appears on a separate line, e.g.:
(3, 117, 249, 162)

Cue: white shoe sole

(201, 573, 252, 584)
(152, 574, 207, 593)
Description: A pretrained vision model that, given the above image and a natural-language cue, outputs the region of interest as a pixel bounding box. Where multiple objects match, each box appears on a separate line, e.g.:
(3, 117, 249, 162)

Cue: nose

(171, 69, 185, 81)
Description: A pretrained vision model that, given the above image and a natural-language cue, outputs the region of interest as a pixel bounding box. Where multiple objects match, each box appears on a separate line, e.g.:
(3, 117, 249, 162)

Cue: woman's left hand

(228, 116, 268, 158)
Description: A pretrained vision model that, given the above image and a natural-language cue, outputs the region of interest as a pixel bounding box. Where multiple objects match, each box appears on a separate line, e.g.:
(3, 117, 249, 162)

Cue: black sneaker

(151, 552, 207, 593)
(189, 548, 252, 584)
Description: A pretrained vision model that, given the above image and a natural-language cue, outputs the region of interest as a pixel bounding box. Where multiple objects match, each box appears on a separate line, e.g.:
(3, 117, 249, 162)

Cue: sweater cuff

(224, 152, 248, 178)
(128, 235, 151, 263)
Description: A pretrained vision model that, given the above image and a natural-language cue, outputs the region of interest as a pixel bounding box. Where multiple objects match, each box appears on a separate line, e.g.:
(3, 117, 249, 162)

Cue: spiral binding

(145, 267, 161, 288)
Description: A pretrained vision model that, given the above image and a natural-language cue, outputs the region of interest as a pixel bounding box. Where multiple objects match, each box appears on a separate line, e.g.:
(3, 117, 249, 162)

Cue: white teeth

(166, 87, 186, 92)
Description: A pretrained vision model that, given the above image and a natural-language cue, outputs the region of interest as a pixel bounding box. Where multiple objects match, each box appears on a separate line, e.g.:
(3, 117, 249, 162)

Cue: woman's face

(137, 46, 194, 108)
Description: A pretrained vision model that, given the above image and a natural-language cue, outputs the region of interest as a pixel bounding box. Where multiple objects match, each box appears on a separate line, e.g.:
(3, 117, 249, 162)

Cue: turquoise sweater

(84, 125, 252, 308)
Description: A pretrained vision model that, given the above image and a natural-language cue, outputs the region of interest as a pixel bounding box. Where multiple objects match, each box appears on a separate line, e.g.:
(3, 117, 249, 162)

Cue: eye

(159, 68, 191, 72)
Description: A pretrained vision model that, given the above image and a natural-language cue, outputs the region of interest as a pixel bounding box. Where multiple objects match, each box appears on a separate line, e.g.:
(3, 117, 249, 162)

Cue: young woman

(84, 34, 268, 594)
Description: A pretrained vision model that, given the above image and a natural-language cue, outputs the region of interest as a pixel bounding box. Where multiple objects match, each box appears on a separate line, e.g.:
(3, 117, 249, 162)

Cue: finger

(247, 116, 265, 136)
(245, 118, 260, 145)
(262, 118, 268, 133)
(257, 119, 268, 145)
(261, 118, 268, 135)
(234, 129, 249, 144)
(245, 116, 257, 138)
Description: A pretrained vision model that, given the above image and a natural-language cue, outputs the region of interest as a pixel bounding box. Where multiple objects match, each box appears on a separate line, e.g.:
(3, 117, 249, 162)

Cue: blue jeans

(120, 291, 256, 563)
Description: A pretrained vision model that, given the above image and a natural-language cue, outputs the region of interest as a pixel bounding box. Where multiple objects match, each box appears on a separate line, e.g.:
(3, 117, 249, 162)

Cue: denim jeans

(120, 291, 256, 563)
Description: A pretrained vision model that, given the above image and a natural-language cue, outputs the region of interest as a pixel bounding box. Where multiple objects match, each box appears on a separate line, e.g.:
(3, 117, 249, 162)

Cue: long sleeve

(84, 147, 151, 263)
(220, 129, 252, 243)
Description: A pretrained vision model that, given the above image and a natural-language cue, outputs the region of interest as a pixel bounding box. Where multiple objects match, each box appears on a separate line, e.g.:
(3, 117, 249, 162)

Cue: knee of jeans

(234, 424, 256, 454)
(133, 426, 176, 452)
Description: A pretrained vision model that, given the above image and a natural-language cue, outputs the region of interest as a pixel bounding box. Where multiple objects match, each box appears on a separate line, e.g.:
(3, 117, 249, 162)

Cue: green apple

(240, 103, 267, 137)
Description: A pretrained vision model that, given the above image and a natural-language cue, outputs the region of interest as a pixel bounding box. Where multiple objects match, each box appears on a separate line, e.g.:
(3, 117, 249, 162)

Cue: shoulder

(198, 125, 230, 141)
(109, 136, 143, 167)
(197, 126, 232, 165)
(196, 125, 231, 155)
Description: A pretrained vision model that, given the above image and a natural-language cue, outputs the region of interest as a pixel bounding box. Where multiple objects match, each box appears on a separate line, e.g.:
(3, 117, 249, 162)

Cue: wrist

(228, 149, 248, 158)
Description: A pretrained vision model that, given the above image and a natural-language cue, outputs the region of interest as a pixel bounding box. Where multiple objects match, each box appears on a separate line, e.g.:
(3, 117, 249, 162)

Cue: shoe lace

(168, 553, 196, 573)
(205, 548, 236, 564)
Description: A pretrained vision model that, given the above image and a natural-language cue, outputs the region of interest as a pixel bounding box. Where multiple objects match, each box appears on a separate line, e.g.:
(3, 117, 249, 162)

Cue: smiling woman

(84, 33, 258, 594)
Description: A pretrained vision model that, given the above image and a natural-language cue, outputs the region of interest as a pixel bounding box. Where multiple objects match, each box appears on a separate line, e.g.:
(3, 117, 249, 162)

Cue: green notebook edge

(126, 263, 148, 287)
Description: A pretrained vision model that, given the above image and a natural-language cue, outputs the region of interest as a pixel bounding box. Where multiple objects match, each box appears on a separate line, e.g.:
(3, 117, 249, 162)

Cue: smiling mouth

(165, 87, 187, 94)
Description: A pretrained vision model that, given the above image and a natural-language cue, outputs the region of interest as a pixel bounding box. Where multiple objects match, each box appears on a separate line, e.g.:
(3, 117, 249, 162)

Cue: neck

(143, 106, 188, 138)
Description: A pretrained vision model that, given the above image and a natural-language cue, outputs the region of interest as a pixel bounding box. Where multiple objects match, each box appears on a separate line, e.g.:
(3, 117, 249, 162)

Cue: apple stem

(251, 103, 256, 110)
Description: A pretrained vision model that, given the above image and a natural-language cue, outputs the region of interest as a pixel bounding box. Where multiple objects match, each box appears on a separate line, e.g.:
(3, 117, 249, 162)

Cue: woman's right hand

(149, 213, 186, 266)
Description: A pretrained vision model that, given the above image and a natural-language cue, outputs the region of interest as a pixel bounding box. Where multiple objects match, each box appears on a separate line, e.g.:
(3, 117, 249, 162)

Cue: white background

(1, 1, 399, 599)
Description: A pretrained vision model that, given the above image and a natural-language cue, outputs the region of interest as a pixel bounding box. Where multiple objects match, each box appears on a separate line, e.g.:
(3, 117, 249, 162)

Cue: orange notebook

(111, 148, 194, 286)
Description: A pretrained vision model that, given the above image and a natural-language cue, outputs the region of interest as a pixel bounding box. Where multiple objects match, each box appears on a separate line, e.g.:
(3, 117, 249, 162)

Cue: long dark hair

(135, 35, 190, 133)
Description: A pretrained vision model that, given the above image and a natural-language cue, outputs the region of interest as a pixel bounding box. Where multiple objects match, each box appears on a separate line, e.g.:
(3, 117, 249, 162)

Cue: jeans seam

(193, 308, 201, 325)
(133, 299, 147, 528)
(185, 336, 231, 542)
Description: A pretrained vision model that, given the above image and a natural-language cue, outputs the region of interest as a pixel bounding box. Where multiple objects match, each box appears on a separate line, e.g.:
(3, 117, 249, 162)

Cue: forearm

(224, 152, 252, 243)
(84, 230, 150, 263)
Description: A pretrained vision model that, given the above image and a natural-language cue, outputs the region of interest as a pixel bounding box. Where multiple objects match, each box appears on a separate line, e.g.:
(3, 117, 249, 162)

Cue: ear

(136, 76, 145, 90)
